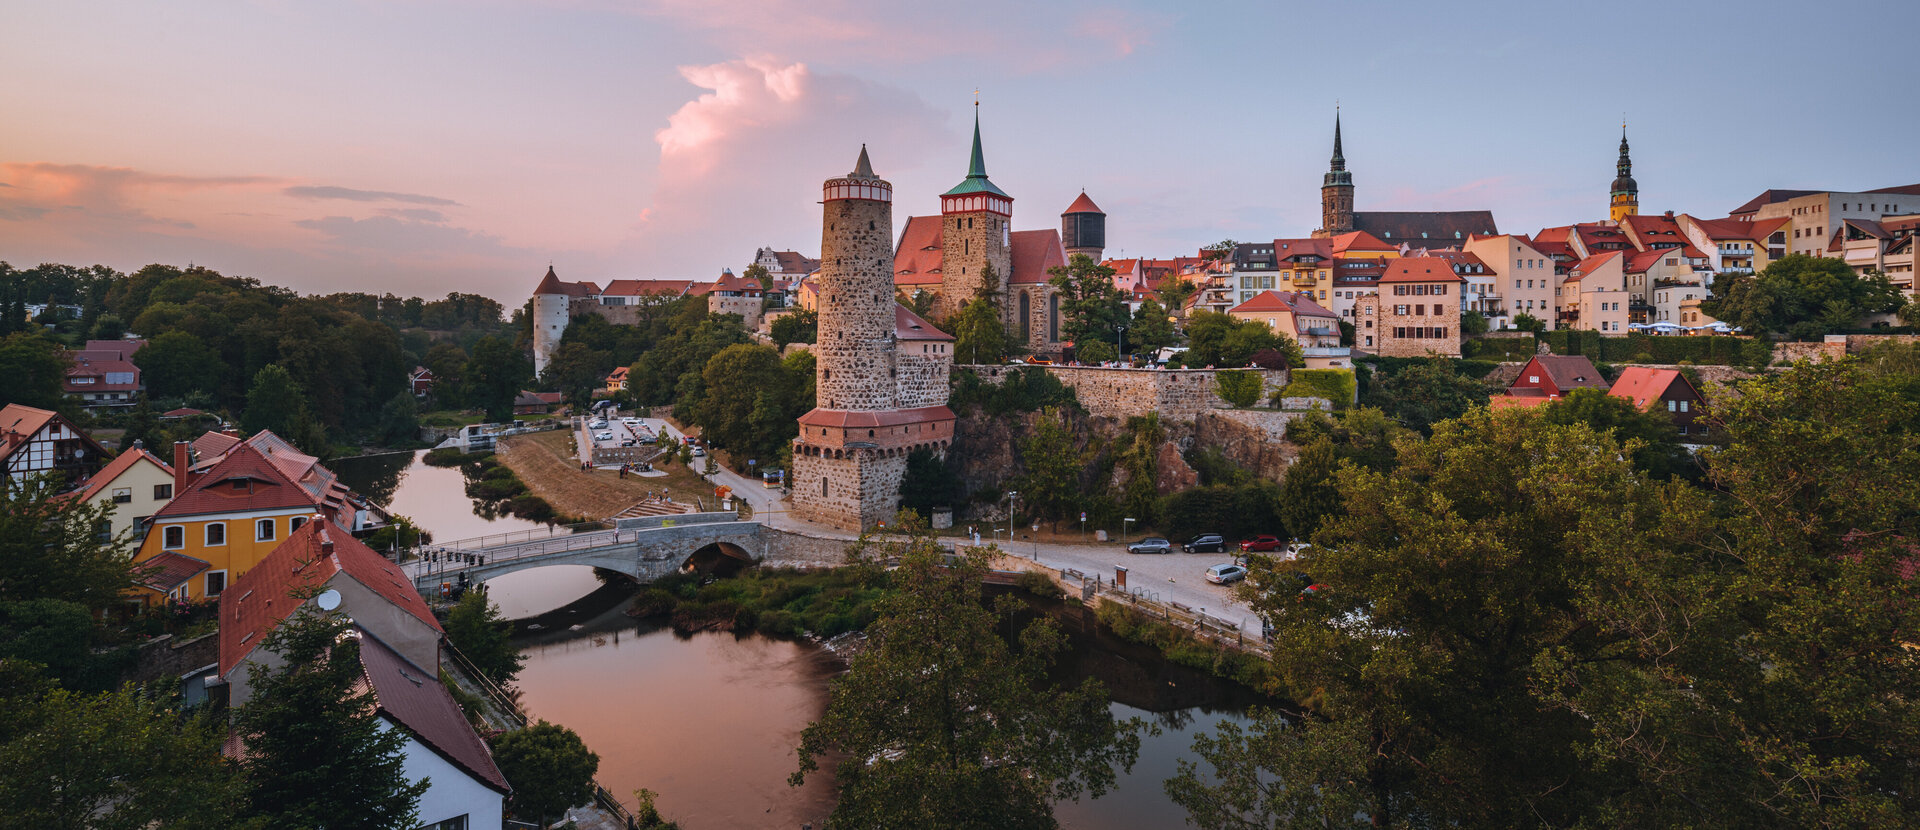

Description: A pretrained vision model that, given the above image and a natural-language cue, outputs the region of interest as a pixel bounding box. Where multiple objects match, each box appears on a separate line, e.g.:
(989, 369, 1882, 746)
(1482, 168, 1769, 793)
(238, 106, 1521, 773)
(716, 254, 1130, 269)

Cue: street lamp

(1115, 324, 1127, 363)
(1122, 516, 1134, 543)
(1006, 491, 1019, 543)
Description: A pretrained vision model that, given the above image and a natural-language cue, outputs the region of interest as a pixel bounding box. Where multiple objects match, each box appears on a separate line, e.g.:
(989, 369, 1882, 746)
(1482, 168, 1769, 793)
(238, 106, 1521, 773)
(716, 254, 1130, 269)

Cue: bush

(1462, 337, 1538, 361)
(1014, 570, 1065, 600)
(423, 447, 471, 467)
(1540, 330, 1765, 366)
(949, 366, 1081, 415)
(1277, 369, 1356, 408)
(1215, 369, 1262, 408)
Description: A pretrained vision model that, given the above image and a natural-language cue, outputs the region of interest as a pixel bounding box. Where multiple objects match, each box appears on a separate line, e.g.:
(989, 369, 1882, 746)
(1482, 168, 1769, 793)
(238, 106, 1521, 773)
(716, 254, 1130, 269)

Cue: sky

(3, 0, 1917, 307)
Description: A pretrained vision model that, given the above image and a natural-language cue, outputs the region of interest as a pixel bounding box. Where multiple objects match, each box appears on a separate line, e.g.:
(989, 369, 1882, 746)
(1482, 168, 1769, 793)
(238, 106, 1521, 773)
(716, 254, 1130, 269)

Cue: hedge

(1540, 330, 1769, 366)
(1278, 369, 1357, 408)
(1358, 356, 1503, 380)
(1462, 337, 1538, 361)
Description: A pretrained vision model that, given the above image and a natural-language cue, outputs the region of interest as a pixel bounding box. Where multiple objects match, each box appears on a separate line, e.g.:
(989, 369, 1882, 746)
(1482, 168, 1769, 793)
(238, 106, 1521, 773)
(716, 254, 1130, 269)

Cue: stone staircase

(612, 497, 696, 520)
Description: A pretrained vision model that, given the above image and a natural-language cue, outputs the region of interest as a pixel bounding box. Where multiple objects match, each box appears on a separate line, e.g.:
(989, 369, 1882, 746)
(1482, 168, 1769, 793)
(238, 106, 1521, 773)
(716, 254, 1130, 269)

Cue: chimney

(318, 522, 335, 555)
(172, 441, 191, 496)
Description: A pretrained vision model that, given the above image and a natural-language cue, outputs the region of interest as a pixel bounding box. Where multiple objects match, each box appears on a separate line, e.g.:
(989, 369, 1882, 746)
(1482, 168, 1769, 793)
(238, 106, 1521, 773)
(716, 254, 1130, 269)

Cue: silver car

(1206, 564, 1247, 585)
(1127, 537, 1172, 555)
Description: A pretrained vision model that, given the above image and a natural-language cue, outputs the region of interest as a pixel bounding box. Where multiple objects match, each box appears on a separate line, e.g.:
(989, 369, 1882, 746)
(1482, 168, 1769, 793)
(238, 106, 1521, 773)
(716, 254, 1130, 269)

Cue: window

(112, 487, 132, 504)
(426, 816, 469, 830)
(230, 480, 247, 491)
(256, 518, 276, 542)
(1679, 400, 1690, 413)
(206, 522, 226, 546)
(205, 571, 226, 597)
(1529, 375, 1540, 383)
(154, 483, 172, 500)
(291, 516, 308, 532)
(163, 526, 184, 549)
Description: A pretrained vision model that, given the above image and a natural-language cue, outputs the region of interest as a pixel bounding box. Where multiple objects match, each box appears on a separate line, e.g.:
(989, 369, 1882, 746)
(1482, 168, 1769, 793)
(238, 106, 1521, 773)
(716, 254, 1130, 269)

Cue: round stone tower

(813, 146, 897, 412)
(1061, 191, 1106, 261)
(530, 266, 571, 377)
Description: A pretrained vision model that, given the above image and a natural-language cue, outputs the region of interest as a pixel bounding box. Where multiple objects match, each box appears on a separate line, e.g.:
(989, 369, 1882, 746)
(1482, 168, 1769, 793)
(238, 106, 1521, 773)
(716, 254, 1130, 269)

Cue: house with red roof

(1, 404, 107, 489)
(1560, 251, 1629, 334)
(1508, 355, 1607, 400)
(512, 390, 565, 415)
(1609, 367, 1705, 437)
(1464, 235, 1559, 328)
(219, 519, 508, 828)
(704, 267, 768, 329)
(1352, 257, 1464, 357)
(752, 246, 821, 282)
(408, 366, 434, 396)
(1228, 290, 1351, 368)
(64, 344, 144, 410)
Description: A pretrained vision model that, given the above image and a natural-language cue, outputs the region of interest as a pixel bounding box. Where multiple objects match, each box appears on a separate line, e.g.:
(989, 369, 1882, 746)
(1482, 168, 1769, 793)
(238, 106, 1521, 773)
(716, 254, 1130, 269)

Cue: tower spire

(1331, 106, 1346, 172)
(1609, 119, 1639, 222)
(851, 144, 873, 178)
(967, 103, 988, 179)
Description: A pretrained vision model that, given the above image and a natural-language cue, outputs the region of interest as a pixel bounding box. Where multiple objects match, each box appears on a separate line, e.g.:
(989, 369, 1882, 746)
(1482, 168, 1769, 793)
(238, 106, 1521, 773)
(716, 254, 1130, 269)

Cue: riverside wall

(959, 364, 1290, 422)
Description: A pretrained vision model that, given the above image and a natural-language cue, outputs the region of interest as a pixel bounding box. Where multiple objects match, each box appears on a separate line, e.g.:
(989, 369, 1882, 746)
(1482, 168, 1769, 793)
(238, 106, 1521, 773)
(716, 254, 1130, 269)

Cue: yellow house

(132, 434, 364, 603)
(67, 444, 176, 542)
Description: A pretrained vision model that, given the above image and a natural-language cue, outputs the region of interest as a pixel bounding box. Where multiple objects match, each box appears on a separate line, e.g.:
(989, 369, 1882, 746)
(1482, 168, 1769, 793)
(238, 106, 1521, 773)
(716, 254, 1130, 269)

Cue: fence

(991, 557, 1271, 659)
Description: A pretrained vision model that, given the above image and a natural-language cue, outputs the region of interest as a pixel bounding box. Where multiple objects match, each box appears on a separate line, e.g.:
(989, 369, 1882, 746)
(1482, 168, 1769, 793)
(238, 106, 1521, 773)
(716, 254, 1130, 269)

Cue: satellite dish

(315, 589, 342, 611)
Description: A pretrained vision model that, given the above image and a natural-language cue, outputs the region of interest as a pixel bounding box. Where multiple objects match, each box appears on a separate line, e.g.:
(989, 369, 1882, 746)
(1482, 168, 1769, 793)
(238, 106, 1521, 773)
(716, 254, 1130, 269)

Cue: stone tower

(1609, 124, 1639, 223)
(936, 106, 1014, 319)
(530, 266, 571, 377)
(1061, 191, 1106, 262)
(1317, 111, 1355, 237)
(792, 147, 957, 531)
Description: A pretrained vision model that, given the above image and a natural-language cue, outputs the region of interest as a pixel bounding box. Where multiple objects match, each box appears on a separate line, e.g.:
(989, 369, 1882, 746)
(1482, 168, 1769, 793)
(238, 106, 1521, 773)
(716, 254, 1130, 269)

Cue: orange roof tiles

(1378, 257, 1466, 284)
(157, 442, 328, 520)
(71, 447, 172, 504)
(1330, 230, 1395, 255)
(134, 551, 211, 592)
(892, 216, 945, 286)
(1565, 251, 1622, 282)
(797, 405, 956, 429)
(895, 305, 953, 341)
(600, 279, 696, 297)
(1009, 229, 1067, 285)
(1063, 192, 1104, 214)
(1229, 290, 1337, 318)
(1609, 367, 1691, 409)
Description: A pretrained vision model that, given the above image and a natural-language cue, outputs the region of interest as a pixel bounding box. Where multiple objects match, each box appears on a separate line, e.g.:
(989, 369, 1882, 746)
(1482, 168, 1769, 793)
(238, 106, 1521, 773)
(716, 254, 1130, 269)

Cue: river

(332, 449, 1260, 829)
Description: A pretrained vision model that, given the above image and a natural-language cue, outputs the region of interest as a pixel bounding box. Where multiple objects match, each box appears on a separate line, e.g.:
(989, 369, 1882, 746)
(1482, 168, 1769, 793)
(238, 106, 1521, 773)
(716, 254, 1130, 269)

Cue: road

(596, 411, 1265, 637)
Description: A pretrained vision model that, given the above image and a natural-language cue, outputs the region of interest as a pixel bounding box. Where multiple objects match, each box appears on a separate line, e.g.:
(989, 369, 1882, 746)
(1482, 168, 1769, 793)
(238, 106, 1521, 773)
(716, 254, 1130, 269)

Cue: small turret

(1061, 191, 1106, 261)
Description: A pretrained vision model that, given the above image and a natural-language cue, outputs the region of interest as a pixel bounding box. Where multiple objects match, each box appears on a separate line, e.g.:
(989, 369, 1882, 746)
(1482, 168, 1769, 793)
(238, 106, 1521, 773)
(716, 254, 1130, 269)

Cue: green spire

(943, 103, 1010, 199)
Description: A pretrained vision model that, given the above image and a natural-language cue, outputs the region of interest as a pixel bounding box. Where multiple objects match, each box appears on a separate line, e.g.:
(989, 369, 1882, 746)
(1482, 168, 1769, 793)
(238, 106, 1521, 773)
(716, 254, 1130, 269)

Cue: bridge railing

(430, 521, 614, 554)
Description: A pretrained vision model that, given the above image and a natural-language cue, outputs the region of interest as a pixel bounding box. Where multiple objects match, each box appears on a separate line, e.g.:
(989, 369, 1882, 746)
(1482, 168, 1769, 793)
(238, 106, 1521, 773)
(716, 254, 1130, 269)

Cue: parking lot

(576, 410, 706, 468)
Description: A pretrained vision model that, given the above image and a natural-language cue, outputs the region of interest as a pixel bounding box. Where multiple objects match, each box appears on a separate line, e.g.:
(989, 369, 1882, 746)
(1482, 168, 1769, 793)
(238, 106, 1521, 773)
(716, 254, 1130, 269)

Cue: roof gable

(73, 447, 173, 503)
(157, 442, 324, 519)
(1609, 367, 1692, 409)
(1008, 229, 1067, 285)
(1518, 356, 1607, 392)
(895, 305, 954, 341)
(1379, 257, 1466, 284)
(892, 216, 946, 285)
(358, 632, 509, 793)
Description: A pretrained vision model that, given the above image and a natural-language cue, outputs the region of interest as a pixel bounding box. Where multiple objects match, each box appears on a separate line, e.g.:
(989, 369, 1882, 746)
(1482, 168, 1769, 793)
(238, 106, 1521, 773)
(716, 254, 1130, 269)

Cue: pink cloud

(656, 58, 810, 171)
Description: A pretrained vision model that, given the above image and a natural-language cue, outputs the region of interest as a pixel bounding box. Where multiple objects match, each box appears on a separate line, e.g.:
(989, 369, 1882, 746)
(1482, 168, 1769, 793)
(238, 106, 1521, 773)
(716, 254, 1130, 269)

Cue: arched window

(1048, 293, 1060, 341)
(1018, 291, 1031, 341)
(821, 477, 829, 497)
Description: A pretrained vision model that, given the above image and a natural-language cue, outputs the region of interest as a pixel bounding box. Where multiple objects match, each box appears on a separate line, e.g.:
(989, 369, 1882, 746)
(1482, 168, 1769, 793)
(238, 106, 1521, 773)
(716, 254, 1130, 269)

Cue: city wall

(958, 364, 1290, 422)
(1773, 334, 1920, 364)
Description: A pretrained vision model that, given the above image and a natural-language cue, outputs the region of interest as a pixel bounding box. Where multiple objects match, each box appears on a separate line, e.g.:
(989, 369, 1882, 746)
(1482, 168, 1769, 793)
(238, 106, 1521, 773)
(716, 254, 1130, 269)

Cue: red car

(1239, 535, 1284, 552)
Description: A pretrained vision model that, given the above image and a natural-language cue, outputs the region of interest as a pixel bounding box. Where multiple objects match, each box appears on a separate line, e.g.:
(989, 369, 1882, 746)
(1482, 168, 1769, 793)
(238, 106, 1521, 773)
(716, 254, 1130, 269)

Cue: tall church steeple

(1609, 122, 1639, 223)
(1318, 108, 1355, 237)
(937, 102, 1014, 318)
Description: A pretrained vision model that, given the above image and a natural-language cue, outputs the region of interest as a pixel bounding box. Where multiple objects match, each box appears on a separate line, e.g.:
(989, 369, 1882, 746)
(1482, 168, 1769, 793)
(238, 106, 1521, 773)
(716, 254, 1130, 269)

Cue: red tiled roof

(134, 551, 210, 592)
(219, 518, 441, 676)
(156, 442, 327, 520)
(599, 279, 695, 297)
(1516, 356, 1607, 392)
(606, 367, 629, 382)
(72, 447, 172, 504)
(1565, 251, 1623, 282)
(892, 216, 945, 286)
(797, 405, 955, 429)
(706, 270, 761, 294)
(162, 407, 206, 417)
(1609, 367, 1691, 409)
(191, 431, 241, 460)
(1229, 290, 1337, 318)
(1063, 191, 1104, 215)
(895, 305, 953, 341)
(1274, 237, 1334, 262)
(1330, 230, 1395, 255)
(532, 266, 598, 297)
(1378, 257, 1465, 284)
(1625, 248, 1671, 273)
(357, 632, 509, 792)
(768, 251, 820, 274)
(83, 339, 146, 358)
(65, 355, 141, 391)
(1009, 229, 1067, 285)
(1, 404, 106, 471)
(1730, 189, 1818, 216)
(1690, 215, 1790, 242)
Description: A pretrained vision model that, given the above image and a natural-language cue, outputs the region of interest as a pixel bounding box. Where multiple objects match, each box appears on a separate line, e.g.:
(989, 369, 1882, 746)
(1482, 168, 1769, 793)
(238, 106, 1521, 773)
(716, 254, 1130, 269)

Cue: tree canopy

(1183, 311, 1296, 368)
(1700, 253, 1904, 339)
(492, 720, 600, 828)
(1047, 254, 1127, 352)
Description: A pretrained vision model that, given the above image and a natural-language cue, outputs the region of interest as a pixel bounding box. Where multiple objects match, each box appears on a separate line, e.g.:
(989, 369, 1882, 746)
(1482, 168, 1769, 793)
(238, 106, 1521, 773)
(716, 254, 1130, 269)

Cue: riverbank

(496, 429, 715, 521)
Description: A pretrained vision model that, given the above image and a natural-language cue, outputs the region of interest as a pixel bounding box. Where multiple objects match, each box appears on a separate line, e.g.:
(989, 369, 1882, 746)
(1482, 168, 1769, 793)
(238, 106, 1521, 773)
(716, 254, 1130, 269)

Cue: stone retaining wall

(123, 631, 219, 687)
(959, 364, 1290, 422)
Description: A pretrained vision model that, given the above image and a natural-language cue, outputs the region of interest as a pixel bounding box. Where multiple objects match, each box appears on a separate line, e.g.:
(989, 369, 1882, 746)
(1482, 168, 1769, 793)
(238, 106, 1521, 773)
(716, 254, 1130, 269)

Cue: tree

(949, 293, 1020, 365)
(1276, 438, 1340, 542)
(242, 364, 308, 437)
(898, 447, 963, 519)
(0, 480, 137, 611)
(1047, 254, 1126, 350)
(374, 390, 420, 447)
(444, 590, 524, 687)
(741, 262, 773, 293)
(0, 663, 255, 830)
(1510, 312, 1546, 334)
(1165, 709, 1375, 830)
(1700, 253, 1905, 339)
(492, 720, 600, 828)
(0, 332, 69, 411)
(1128, 299, 1178, 354)
(692, 343, 807, 462)
(540, 341, 613, 409)
(1360, 357, 1488, 434)
(1017, 408, 1080, 530)
(90, 313, 127, 341)
(1459, 309, 1489, 336)
(1214, 370, 1262, 407)
(1200, 239, 1239, 261)
(1073, 338, 1116, 364)
(1184, 311, 1286, 368)
(791, 523, 1139, 828)
(1539, 386, 1693, 479)
(465, 335, 530, 421)
(234, 608, 426, 829)
(1155, 278, 1199, 317)
(768, 308, 818, 350)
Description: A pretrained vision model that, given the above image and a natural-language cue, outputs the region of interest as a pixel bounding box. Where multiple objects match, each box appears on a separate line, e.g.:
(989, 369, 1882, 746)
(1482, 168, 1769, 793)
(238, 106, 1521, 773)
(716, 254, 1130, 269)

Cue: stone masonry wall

(814, 194, 897, 411)
(937, 213, 1012, 319)
(960, 364, 1290, 422)
(895, 345, 952, 409)
(791, 449, 908, 531)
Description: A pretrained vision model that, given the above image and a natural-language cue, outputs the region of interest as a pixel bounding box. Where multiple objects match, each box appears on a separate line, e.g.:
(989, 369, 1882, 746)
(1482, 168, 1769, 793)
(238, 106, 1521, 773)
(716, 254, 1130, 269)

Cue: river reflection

(327, 450, 603, 618)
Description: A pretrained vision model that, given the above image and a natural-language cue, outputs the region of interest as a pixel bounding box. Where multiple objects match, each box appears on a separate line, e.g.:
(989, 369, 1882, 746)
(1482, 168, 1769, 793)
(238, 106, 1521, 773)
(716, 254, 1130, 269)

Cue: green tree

(1459, 309, 1489, 336)
(1214, 369, 1262, 407)
(692, 343, 807, 462)
(791, 523, 1139, 828)
(1200, 239, 1239, 261)
(0, 481, 137, 611)
(768, 308, 818, 349)
(1017, 408, 1080, 530)
(0, 663, 254, 830)
(1700, 253, 1904, 339)
(1165, 709, 1374, 830)
(1047, 254, 1127, 351)
(1184, 311, 1284, 368)
(0, 332, 69, 411)
(234, 608, 426, 829)
(444, 590, 524, 687)
(1155, 278, 1199, 317)
(90, 313, 127, 341)
(492, 720, 600, 828)
(540, 341, 613, 409)
(1276, 438, 1340, 542)
(242, 364, 308, 437)
(949, 293, 1020, 365)
(374, 389, 420, 447)
(1539, 386, 1693, 479)
(465, 335, 530, 421)
(1360, 357, 1488, 434)
(1127, 298, 1179, 354)
(898, 447, 963, 519)
(1073, 338, 1116, 364)
(1510, 312, 1546, 333)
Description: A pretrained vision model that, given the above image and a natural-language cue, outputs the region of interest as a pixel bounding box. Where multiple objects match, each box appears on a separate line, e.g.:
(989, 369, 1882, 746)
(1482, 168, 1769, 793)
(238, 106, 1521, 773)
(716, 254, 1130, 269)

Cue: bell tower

(1609, 123, 1639, 223)
(1317, 110, 1355, 238)
(937, 104, 1014, 319)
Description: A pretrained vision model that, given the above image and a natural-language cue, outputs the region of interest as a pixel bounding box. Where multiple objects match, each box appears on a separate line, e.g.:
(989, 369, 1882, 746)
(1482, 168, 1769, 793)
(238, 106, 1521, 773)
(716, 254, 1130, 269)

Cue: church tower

(792, 147, 957, 531)
(1317, 111, 1355, 238)
(1609, 124, 1639, 223)
(936, 105, 1014, 319)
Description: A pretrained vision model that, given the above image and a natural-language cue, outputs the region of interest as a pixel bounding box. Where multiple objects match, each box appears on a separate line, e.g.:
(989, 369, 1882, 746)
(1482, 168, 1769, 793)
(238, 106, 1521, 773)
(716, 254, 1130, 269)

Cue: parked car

(1183, 534, 1227, 553)
(1206, 564, 1247, 585)
(1127, 537, 1172, 555)
(690, 447, 706, 457)
(595, 431, 613, 441)
(1239, 535, 1284, 552)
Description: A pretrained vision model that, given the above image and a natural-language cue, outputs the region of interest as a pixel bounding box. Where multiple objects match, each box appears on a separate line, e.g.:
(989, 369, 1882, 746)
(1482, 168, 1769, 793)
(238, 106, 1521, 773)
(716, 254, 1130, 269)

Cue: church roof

(1352, 211, 1499, 242)
(892, 216, 946, 286)
(532, 266, 598, 297)
(1063, 191, 1104, 215)
(1008, 229, 1067, 285)
(895, 305, 954, 341)
(943, 110, 1010, 199)
(601, 279, 696, 297)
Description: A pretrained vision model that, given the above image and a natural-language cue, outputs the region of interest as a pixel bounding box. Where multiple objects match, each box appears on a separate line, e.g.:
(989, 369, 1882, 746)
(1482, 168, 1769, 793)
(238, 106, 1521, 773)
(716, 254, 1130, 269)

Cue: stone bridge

(405, 513, 852, 594)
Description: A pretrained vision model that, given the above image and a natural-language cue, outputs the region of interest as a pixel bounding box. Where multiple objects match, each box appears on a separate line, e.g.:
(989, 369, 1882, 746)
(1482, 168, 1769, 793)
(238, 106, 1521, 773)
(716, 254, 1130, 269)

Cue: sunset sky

(4, 0, 1915, 305)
